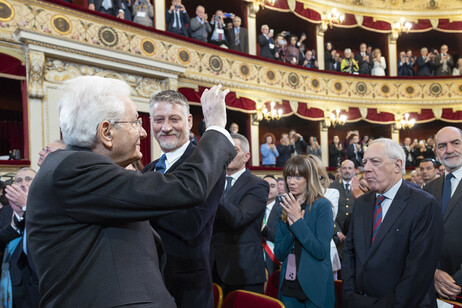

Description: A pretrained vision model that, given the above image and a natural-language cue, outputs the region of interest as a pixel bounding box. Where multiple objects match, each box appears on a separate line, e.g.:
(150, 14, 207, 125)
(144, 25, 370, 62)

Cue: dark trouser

(209, 40, 228, 47)
(98, 7, 117, 17)
(170, 28, 187, 37)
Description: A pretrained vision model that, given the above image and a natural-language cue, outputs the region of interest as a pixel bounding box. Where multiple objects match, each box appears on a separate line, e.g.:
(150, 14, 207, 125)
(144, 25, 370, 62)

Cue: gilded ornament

(51, 15, 72, 35)
(0, 0, 14, 22)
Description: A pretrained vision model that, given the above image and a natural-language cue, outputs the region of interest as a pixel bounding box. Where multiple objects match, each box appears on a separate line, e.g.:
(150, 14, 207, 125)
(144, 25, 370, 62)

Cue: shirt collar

(161, 141, 190, 167)
(376, 178, 403, 200)
(267, 200, 276, 210)
(449, 166, 462, 182)
(229, 168, 246, 182)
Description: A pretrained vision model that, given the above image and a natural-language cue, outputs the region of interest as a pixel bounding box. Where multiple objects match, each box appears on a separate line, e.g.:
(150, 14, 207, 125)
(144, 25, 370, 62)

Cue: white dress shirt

(376, 178, 403, 219)
(448, 166, 462, 197)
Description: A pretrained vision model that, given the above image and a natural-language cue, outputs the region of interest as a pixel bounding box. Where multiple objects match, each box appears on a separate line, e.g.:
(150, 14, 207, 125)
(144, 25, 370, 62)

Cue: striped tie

(372, 195, 386, 244)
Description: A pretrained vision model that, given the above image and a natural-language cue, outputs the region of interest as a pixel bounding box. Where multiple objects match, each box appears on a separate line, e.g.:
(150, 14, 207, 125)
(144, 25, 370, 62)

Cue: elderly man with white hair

(342, 138, 442, 308)
(26, 76, 236, 308)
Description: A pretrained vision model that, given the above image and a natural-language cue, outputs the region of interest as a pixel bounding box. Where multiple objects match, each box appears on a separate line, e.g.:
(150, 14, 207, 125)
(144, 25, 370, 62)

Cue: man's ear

(97, 121, 113, 148)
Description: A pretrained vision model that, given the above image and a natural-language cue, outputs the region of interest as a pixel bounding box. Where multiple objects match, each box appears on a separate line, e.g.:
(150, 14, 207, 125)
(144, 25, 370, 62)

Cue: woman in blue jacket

(261, 135, 279, 167)
(275, 155, 334, 308)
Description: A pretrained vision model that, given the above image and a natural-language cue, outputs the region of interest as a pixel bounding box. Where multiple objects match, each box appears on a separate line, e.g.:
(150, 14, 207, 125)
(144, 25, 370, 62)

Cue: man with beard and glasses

(142, 90, 225, 308)
(425, 127, 462, 303)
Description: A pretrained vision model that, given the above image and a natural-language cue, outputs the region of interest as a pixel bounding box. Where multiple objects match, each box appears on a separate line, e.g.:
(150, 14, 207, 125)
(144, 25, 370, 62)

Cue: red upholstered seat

(334, 280, 342, 308)
(265, 270, 281, 299)
(213, 283, 223, 308)
(222, 290, 285, 308)
(439, 299, 462, 308)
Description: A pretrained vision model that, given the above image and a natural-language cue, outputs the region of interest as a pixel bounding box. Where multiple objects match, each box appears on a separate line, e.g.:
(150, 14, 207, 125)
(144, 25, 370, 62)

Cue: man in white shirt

(262, 175, 281, 276)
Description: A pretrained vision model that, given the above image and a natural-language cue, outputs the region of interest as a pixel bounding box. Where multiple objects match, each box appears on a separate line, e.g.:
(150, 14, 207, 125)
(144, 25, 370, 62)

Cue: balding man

(190, 5, 211, 42)
(258, 25, 276, 59)
(424, 127, 462, 303)
(26, 76, 236, 308)
(343, 138, 442, 307)
(227, 16, 248, 53)
(330, 160, 356, 252)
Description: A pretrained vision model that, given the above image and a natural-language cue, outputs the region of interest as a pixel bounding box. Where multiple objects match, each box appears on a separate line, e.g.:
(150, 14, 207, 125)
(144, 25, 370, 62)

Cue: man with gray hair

(211, 133, 269, 295)
(258, 24, 276, 59)
(142, 89, 224, 308)
(26, 76, 236, 308)
(424, 126, 462, 303)
(342, 138, 442, 307)
(190, 5, 211, 42)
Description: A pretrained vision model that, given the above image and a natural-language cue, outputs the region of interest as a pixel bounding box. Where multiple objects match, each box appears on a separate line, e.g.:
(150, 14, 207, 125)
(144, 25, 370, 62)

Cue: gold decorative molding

(27, 50, 44, 98)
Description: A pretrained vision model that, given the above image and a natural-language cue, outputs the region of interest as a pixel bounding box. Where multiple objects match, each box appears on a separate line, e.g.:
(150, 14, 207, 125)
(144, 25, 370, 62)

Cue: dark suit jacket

(26, 130, 236, 308)
(143, 142, 225, 308)
(211, 169, 269, 286)
(258, 34, 276, 59)
(261, 200, 281, 276)
(355, 53, 373, 75)
(424, 174, 462, 291)
(347, 143, 363, 167)
(88, 0, 122, 12)
(416, 57, 434, 76)
(402, 145, 416, 167)
(226, 27, 248, 54)
(329, 179, 354, 236)
(342, 180, 442, 308)
(329, 143, 345, 168)
(435, 54, 454, 76)
(166, 9, 190, 37)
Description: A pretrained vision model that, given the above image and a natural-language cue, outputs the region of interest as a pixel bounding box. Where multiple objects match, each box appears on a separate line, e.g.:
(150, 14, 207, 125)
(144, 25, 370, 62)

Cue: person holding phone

(166, 0, 190, 37)
(258, 25, 276, 59)
(209, 10, 227, 47)
(306, 136, 321, 159)
(132, 0, 153, 27)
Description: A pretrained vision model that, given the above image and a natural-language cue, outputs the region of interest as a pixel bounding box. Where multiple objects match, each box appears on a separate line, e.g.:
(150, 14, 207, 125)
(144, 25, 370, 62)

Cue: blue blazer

(275, 198, 334, 308)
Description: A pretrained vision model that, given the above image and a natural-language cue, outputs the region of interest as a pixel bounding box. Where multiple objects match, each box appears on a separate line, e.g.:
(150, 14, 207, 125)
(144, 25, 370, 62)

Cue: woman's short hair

(59, 76, 130, 148)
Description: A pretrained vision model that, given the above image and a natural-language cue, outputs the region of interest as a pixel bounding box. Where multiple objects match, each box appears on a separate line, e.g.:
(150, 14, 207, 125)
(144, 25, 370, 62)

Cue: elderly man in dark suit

(416, 47, 434, 76)
(143, 90, 225, 308)
(355, 43, 373, 75)
(211, 133, 269, 296)
(88, 0, 124, 18)
(258, 24, 276, 59)
(26, 76, 236, 308)
(226, 16, 248, 54)
(342, 138, 442, 308)
(424, 126, 462, 303)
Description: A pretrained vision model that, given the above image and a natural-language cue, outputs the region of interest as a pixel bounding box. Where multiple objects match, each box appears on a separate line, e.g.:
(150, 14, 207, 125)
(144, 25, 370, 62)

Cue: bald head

(340, 160, 355, 181)
(435, 126, 462, 172)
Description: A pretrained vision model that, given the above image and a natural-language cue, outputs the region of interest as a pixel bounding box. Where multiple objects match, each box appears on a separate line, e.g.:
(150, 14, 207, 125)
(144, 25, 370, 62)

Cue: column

(250, 116, 260, 166)
(155, 0, 166, 31)
(388, 31, 399, 76)
(316, 23, 328, 70)
(320, 122, 329, 167)
(391, 124, 400, 144)
(247, 3, 260, 56)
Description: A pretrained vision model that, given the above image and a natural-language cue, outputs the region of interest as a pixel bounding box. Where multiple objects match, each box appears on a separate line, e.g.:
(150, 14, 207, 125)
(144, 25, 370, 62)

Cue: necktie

(441, 173, 454, 214)
(345, 183, 350, 198)
(217, 22, 223, 41)
(372, 195, 386, 244)
(235, 28, 240, 45)
(102, 0, 111, 10)
(224, 176, 233, 197)
(155, 154, 167, 174)
(23, 228, 27, 255)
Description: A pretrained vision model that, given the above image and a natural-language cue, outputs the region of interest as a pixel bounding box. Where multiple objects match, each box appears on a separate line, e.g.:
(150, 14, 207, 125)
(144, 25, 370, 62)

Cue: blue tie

(23, 228, 27, 255)
(224, 176, 233, 197)
(155, 154, 167, 174)
(441, 173, 454, 214)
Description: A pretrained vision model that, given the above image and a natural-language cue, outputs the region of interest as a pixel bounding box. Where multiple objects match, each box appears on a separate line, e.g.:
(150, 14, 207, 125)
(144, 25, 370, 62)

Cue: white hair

(344, 48, 352, 54)
(231, 133, 250, 153)
(261, 24, 269, 30)
(59, 76, 130, 148)
(369, 138, 406, 175)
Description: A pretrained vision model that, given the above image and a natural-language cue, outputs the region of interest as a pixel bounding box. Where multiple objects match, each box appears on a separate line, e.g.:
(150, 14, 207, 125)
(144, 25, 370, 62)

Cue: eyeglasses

(114, 118, 143, 128)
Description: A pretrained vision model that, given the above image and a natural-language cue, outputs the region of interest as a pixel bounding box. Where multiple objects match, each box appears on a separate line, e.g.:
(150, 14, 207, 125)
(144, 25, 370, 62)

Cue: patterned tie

(217, 22, 223, 41)
(441, 173, 454, 214)
(155, 154, 167, 174)
(372, 194, 386, 244)
(235, 28, 240, 45)
(224, 176, 233, 197)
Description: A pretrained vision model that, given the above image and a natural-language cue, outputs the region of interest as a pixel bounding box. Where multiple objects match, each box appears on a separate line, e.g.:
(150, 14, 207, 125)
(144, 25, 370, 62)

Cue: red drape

(139, 112, 151, 167)
(0, 54, 26, 77)
(0, 111, 24, 157)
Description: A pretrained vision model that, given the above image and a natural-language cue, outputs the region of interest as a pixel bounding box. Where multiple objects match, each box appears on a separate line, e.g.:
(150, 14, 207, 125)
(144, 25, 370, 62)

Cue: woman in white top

(371, 48, 387, 76)
(307, 154, 341, 279)
(452, 58, 462, 76)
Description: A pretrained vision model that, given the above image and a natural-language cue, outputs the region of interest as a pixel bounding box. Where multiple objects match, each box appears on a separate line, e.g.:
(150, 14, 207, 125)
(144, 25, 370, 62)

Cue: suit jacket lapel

(361, 192, 376, 255)
(228, 170, 251, 197)
(165, 143, 195, 173)
(444, 180, 462, 221)
(367, 181, 408, 257)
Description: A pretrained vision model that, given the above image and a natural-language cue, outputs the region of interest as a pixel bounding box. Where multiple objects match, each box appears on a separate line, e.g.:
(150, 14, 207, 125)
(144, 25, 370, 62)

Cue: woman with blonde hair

(277, 133, 294, 168)
(275, 155, 334, 308)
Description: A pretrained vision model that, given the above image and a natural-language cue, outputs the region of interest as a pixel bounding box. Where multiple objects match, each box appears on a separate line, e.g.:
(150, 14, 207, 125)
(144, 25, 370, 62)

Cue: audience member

(229, 122, 239, 134)
(289, 129, 306, 155)
(276, 133, 294, 168)
(166, 0, 189, 37)
(274, 34, 286, 62)
(325, 42, 336, 71)
(414, 139, 435, 166)
(88, 0, 124, 18)
(361, 135, 370, 153)
(303, 50, 318, 69)
(306, 136, 321, 158)
(277, 177, 286, 195)
(371, 48, 386, 76)
(453, 58, 462, 76)
(355, 43, 373, 75)
(347, 134, 363, 167)
(420, 158, 438, 186)
(121, 0, 132, 22)
(333, 52, 341, 71)
(285, 35, 299, 65)
(298, 43, 306, 66)
(366, 44, 373, 55)
(398, 50, 414, 76)
(401, 137, 417, 167)
(144, 90, 225, 308)
(330, 160, 355, 257)
(343, 138, 442, 307)
(329, 135, 344, 168)
(416, 47, 434, 76)
(435, 44, 454, 76)
(424, 126, 462, 303)
(261, 135, 279, 167)
(258, 25, 276, 60)
(275, 155, 334, 308)
(341, 48, 359, 74)
(37, 140, 66, 167)
(209, 10, 227, 47)
(262, 175, 282, 276)
(189, 5, 211, 42)
(4, 168, 40, 307)
(227, 16, 248, 53)
(132, 0, 153, 27)
(26, 77, 236, 307)
(211, 133, 268, 295)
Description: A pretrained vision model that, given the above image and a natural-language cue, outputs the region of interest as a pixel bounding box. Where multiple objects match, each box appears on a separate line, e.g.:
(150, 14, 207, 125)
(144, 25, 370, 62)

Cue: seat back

(438, 299, 462, 308)
(334, 280, 342, 308)
(213, 283, 223, 308)
(222, 290, 285, 308)
(265, 269, 280, 299)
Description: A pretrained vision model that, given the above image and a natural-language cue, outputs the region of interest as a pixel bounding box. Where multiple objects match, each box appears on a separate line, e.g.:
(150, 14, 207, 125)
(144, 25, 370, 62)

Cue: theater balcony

(0, 0, 461, 171)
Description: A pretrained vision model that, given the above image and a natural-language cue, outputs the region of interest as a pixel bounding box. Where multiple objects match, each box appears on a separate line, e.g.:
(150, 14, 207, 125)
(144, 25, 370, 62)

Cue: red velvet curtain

(139, 112, 151, 167)
(0, 111, 24, 157)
